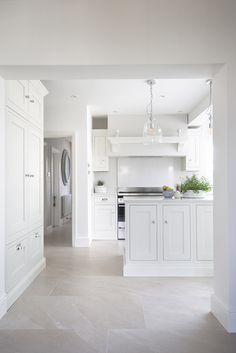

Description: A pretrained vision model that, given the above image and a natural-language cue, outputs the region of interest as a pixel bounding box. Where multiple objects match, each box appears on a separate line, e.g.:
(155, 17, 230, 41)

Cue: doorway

(44, 136, 72, 247)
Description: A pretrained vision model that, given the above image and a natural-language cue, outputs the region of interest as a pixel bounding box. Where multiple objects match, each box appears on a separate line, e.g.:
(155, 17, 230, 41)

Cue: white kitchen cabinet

(5, 80, 47, 309)
(196, 205, 213, 260)
(28, 81, 44, 128)
(6, 237, 28, 291)
(6, 108, 28, 240)
(27, 127, 43, 228)
(6, 80, 29, 118)
(129, 205, 157, 261)
(92, 130, 109, 171)
(93, 195, 117, 239)
(28, 227, 43, 268)
(186, 128, 200, 171)
(163, 205, 191, 261)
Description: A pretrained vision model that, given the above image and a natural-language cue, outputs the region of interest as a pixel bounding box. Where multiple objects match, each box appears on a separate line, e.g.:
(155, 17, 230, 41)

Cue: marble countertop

(124, 196, 213, 203)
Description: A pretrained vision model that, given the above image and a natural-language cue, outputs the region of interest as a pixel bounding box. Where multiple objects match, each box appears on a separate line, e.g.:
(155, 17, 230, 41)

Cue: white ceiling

(43, 79, 209, 116)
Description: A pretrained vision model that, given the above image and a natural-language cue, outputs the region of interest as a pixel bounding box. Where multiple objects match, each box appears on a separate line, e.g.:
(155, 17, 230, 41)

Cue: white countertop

(124, 196, 213, 203)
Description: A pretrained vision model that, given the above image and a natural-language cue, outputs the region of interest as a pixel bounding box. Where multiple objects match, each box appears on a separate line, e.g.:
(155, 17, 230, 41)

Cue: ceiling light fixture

(143, 80, 162, 144)
(206, 79, 213, 131)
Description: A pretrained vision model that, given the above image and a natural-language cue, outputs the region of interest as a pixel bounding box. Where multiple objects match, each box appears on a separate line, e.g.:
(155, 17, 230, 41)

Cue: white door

(94, 204, 116, 238)
(196, 205, 213, 260)
(6, 80, 29, 117)
(129, 205, 157, 261)
(186, 128, 200, 171)
(163, 205, 191, 260)
(93, 135, 108, 171)
(28, 82, 43, 128)
(27, 126, 43, 228)
(6, 109, 28, 240)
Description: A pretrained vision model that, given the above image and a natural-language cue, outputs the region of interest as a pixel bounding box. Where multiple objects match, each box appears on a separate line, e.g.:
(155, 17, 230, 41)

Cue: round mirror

(61, 149, 71, 185)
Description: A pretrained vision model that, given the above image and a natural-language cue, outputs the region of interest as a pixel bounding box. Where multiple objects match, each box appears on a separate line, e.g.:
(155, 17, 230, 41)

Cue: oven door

(118, 203, 125, 240)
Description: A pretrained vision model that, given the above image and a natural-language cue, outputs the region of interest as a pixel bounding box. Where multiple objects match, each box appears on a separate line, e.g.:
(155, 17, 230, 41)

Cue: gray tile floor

(0, 222, 236, 352)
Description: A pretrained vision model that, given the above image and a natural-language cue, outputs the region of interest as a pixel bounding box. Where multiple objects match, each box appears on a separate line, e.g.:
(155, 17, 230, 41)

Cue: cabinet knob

(102, 198, 108, 201)
(25, 95, 30, 99)
(35, 232, 40, 238)
(164, 220, 168, 224)
(152, 220, 155, 224)
(16, 243, 22, 251)
(30, 99, 35, 103)
(25, 174, 30, 177)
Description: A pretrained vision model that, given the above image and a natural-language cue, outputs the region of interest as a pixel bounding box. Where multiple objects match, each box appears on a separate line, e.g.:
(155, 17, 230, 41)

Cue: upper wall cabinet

(185, 128, 200, 171)
(6, 80, 47, 129)
(92, 129, 109, 171)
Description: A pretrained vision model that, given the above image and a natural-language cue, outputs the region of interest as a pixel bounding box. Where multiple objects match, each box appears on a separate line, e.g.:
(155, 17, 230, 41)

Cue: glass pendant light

(143, 79, 162, 144)
(206, 79, 213, 132)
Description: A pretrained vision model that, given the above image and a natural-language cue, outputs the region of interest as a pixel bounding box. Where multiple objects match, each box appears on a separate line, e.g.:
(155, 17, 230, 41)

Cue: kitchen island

(123, 196, 213, 277)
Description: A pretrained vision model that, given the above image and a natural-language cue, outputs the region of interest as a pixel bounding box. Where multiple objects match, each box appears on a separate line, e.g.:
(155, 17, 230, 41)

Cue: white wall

(0, 77, 6, 318)
(93, 158, 118, 192)
(44, 100, 91, 247)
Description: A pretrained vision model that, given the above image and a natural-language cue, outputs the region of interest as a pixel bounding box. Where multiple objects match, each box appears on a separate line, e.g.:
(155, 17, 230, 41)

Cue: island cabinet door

(129, 205, 157, 261)
(163, 205, 191, 261)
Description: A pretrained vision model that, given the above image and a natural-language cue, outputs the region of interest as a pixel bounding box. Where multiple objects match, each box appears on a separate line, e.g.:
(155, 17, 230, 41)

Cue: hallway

(0, 224, 236, 353)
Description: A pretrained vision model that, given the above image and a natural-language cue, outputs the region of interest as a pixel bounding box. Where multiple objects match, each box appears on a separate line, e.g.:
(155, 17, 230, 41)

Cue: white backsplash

(118, 157, 186, 188)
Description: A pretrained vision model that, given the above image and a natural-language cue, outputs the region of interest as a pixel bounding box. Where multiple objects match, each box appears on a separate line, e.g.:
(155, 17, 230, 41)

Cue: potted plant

(181, 175, 212, 198)
(95, 180, 107, 194)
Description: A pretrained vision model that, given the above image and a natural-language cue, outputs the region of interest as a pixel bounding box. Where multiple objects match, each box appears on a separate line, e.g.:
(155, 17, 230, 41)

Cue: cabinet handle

(25, 95, 30, 99)
(16, 244, 22, 251)
(164, 220, 168, 224)
(30, 174, 35, 178)
(25, 174, 30, 177)
(152, 220, 155, 224)
(101, 198, 108, 201)
(30, 99, 35, 103)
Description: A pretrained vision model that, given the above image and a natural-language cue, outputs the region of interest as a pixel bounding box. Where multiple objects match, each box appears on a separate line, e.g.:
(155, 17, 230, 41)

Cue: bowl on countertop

(163, 190, 174, 199)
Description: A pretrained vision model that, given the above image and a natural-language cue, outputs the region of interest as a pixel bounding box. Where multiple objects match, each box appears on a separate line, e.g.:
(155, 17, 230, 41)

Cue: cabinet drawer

(6, 237, 28, 291)
(94, 195, 116, 204)
(28, 227, 43, 268)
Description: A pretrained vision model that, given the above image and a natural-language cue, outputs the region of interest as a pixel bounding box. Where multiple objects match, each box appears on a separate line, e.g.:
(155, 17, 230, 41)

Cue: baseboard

(123, 263, 213, 277)
(7, 257, 46, 310)
(0, 293, 7, 319)
(211, 294, 236, 333)
(74, 237, 92, 247)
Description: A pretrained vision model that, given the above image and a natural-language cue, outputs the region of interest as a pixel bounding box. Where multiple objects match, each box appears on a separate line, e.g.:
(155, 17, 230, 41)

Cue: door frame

(51, 146, 60, 227)
(44, 131, 75, 246)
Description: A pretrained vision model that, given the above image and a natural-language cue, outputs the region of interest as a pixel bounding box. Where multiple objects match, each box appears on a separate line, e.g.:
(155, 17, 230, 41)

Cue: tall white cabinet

(5, 80, 48, 308)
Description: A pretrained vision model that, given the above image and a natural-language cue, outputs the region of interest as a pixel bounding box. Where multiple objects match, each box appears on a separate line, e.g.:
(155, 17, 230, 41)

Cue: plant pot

(95, 185, 107, 194)
(182, 190, 206, 199)
(163, 190, 174, 199)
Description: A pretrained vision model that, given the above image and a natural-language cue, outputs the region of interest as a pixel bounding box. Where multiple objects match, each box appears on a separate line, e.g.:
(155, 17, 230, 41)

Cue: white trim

(74, 237, 91, 247)
(6, 258, 46, 310)
(211, 294, 236, 333)
(0, 294, 7, 319)
(123, 263, 213, 277)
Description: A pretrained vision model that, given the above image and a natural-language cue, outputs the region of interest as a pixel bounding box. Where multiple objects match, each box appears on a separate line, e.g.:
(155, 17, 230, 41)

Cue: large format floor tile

(0, 222, 236, 353)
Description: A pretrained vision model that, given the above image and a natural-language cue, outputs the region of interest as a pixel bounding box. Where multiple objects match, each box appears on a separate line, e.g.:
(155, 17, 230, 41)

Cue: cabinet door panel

(6, 238, 28, 291)
(93, 135, 109, 171)
(28, 82, 43, 128)
(196, 205, 213, 260)
(186, 129, 200, 171)
(129, 205, 157, 261)
(6, 110, 28, 239)
(94, 205, 116, 232)
(6, 80, 29, 116)
(27, 127, 43, 228)
(163, 205, 191, 261)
